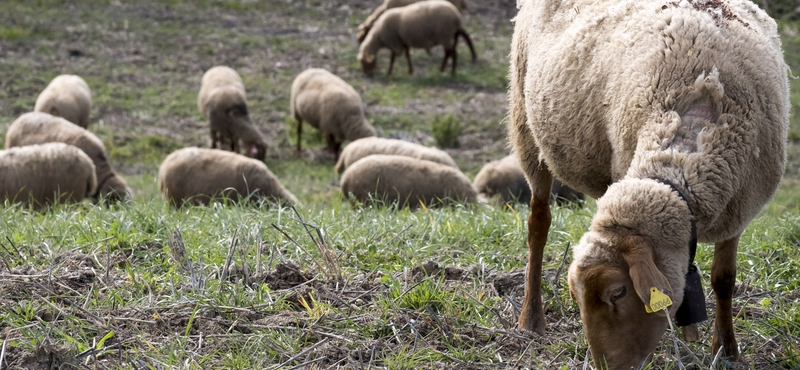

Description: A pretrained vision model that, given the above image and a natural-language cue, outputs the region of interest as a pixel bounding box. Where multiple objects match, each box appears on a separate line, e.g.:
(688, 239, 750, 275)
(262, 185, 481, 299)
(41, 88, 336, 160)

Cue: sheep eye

(609, 286, 626, 303)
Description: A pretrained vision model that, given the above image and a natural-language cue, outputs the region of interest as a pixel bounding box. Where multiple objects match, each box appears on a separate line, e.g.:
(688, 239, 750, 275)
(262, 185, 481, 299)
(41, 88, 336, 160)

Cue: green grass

(0, 0, 799, 368)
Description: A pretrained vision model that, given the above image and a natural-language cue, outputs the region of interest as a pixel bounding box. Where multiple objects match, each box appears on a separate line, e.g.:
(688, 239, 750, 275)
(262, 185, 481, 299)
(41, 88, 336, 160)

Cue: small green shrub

(431, 113, 462, 148)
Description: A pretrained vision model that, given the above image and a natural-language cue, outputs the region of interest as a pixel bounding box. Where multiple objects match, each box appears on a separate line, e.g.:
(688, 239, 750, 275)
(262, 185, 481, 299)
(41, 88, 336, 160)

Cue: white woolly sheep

(1, 142, 97, 210)
(334, 137, 457, 174)
(5, 112, 133, 202)
(340, 154, 476, 208)
(198, 66, 267, 161)
(473, 154, 584, 205)
(509, 0, 789, 368)
(356, 0, 469, 44)
(358, 0, 476, 76)
(158, 147, 298, 207)
(34, 74, 92, 128)
(290, 68, 376, 160)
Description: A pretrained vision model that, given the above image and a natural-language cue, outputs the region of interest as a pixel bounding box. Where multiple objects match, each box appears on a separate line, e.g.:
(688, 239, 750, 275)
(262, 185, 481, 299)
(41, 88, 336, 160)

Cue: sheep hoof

(681, 324, 700, 342)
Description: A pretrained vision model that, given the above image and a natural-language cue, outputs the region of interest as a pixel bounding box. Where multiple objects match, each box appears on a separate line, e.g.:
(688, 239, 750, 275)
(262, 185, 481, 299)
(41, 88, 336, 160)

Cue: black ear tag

(675, 263, 708, 327)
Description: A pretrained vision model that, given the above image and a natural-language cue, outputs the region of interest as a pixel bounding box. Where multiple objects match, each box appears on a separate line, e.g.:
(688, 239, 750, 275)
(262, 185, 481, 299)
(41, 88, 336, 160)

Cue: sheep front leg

(404, 47, 413, 75)
(518, 162, 553, 334)
(388, 51, 397, 76)
(711, 234, 741, 360)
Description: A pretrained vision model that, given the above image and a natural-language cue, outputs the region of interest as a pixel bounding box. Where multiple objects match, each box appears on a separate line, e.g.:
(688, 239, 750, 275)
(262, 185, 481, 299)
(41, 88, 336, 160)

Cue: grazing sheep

(290, 68, 376, 160)
(509, 0, 789, 367)
(34, 74, 92, 128)
(340, 154, 476, 208)
(334, 137, 457, 174)
(198, 66, 267, 161)
(358, 0, 476, 76)
(357, 0, 469, 44)
(158, 147, 298, 207)
(473, 155, 584, 205)
(1, 143, 97, 210)
(5, 112, 133, 202)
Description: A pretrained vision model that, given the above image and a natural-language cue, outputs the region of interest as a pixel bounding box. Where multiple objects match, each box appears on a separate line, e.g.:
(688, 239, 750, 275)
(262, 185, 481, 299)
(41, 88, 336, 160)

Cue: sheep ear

(620, 236, 673, 317)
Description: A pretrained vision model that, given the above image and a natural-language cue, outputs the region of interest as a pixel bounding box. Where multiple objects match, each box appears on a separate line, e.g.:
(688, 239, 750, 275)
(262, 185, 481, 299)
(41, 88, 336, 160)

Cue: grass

(0, 0, 799, 369)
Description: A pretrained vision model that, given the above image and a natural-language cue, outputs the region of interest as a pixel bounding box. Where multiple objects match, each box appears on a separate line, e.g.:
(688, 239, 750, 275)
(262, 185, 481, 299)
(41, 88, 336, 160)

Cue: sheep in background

(358, 0, 476, 76)
(5, 112, 133, 202)
(1, 143, 96, 210)
(34, 74, 92, 128)
(473, 155, 583, 205)
(158, 147, 298, 207)
(335, 137, 457, 174)
(340, 154, 476, 209)
(356, 0, 469, 44)
(198, 66, 267, 161)
(290, 68, 376, 160)
(509, 0, 789, 367)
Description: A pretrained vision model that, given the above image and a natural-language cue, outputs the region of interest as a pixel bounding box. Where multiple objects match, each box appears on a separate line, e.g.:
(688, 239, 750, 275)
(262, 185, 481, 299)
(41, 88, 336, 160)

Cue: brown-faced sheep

(358, 0, 476, 76)
(158, 147, 298, 207)
(509, 0, 789, 368)
(356, 0, 469, 44)
(290, 68, 376, 160)
(5, 112, 133, 202)
(198, 66, 267, 161)
(473, 155, 584, 205)
(34, 74, 92, 128)
(334, 137, 457, 174)
(340, 154, 476, 209)
(1, 142, 96, 210)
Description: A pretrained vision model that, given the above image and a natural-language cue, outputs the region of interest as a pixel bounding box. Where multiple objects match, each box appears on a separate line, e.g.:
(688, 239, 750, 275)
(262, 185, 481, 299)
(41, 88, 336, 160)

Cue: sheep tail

(456, 28, 476, 62)
(334, 155, 346, 174)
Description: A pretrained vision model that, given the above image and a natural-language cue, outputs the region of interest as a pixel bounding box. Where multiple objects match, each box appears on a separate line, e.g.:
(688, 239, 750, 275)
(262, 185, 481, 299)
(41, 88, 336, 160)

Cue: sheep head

(245, 141, 266, 161)
(97, 175, 133, 203)
(567, 179, 692, 369)
(356, 25, 370, 44)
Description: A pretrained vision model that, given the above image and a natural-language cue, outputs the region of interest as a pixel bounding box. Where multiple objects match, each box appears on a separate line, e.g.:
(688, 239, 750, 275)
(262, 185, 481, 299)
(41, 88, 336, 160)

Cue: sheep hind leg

(296, 118, 303, 154)
(451, 48, 457, 76)
(518, 161, 553, 334)
(440, 49, 454, 73)
(710, 234, 741, 361)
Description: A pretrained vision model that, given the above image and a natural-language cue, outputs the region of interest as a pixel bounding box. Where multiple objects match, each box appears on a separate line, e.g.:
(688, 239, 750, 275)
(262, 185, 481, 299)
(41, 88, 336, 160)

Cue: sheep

(334, 137, 457, 174)
(340, 154, 476, 209)
(290, 68, 376, 160)
(357, 0, 476, 76)
(5, 112, 133, 202)
(509, 0, 789, 367)
(473, 154, 584, 205)
(356, 0, 469, 44)
(34, 74, 92, 128)
(198, 66, 267, 161)
(1, 142, 97, 210)
(158, 147, 298, 207)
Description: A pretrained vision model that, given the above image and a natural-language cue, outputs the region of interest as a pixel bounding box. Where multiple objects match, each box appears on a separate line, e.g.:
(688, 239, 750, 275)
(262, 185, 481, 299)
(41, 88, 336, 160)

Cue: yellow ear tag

(645, 287, 673, 313)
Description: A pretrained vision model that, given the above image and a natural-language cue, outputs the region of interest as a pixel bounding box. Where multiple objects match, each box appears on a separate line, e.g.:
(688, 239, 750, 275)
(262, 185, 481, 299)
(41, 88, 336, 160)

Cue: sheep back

(158, 147, 298, 207)
(335, 137, 457, 174)
(473, 154, 584, 205)
(291, 68, 376, 142)
(357, 0, 468, 43)
(511, 0, 788, 241)
(0, 142, 97, 210)
(340, 154, 476, 208)
(5, 112, 132, 201)
(34, 74, 92, 128)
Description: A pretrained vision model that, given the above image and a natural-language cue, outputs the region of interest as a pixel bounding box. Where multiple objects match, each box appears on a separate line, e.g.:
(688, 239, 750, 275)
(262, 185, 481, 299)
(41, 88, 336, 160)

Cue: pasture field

(0, 0, 799, 369)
